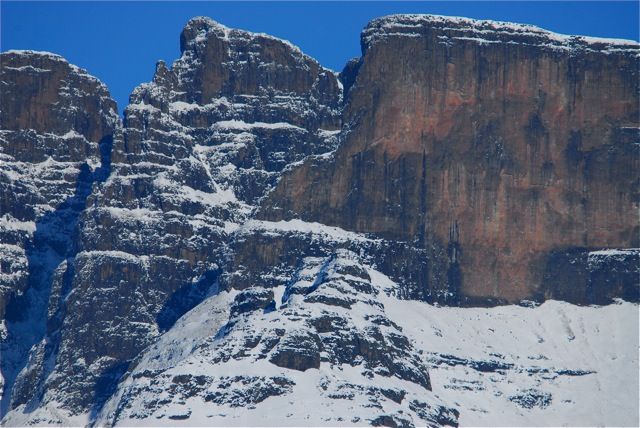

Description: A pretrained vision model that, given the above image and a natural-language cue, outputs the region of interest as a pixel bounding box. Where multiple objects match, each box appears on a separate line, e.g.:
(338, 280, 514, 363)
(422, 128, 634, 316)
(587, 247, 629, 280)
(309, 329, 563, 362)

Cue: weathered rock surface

(0, 50, 118, 317)
(94, 251, 458, 427)
(259, 14, 640, 303)
(542, 248, 640, 304)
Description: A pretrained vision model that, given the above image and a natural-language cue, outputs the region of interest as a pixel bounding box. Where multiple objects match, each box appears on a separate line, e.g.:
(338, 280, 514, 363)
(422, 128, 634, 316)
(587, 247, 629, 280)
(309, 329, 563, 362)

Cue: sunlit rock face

(260, 14, 640, 304)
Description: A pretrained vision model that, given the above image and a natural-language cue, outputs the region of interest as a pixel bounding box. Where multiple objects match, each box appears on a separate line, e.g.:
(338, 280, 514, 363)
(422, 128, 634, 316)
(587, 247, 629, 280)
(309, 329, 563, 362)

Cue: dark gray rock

(269, 329, 322, 371)
(230, 287, 274, 317)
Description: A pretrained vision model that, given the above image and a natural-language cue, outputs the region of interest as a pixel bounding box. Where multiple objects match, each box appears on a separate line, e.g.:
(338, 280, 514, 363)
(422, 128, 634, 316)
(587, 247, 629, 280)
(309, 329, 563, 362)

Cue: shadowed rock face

(0, 50, 120, 416)
(259, 15, 640, 303)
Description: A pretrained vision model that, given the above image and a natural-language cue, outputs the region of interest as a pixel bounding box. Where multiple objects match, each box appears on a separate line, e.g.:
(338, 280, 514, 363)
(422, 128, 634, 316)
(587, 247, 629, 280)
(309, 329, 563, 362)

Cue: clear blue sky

(2, 1, 639, 113)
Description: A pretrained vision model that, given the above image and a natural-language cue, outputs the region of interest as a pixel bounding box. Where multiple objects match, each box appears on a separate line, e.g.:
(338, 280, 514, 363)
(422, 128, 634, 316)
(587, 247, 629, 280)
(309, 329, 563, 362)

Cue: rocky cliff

(0, 50, 119, 419)
(1, 14, 638, 427)
(260, 15, 640, 304)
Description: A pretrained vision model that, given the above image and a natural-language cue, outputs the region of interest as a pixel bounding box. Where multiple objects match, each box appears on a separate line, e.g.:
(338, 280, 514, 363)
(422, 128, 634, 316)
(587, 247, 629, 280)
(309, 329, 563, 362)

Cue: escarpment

(259, 14, 640, 304)
(0, 50, 120, 417)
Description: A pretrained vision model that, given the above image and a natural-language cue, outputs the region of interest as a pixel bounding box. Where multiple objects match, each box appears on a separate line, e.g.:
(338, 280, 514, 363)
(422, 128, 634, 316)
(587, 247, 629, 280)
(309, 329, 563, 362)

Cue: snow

(181, 16, 319, 68)
(453, 36, 501, 45)
(153, 175, 248, 210)
(168, 98, 232, 114)
(0, 214, 36, 233)
(127, 102, 160, 113)
(589, 248, 638, 256)
(76, 250, 148, 263)
(240, 219, 380, 243)
(89, 256, 639, 427)
(9, 239, 635, 427)
(369, 14, 639, 46)
(100, 206, 162, 222)
(317, 129, 341, 138)
(2, 65, 51, 73)
(60, 129, 85, 139)
(2, 49, 66, 61)
(2, 401, 90, 428)
(213, 120, 305, 132)
(93, 252, 452, 426)
(380, 293, 640, 427)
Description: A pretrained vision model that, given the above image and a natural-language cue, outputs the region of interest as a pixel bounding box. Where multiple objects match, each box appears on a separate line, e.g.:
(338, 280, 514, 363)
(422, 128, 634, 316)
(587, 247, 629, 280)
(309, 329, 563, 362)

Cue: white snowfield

(106, 298, 636, 427)
(384, 298, 640, 427)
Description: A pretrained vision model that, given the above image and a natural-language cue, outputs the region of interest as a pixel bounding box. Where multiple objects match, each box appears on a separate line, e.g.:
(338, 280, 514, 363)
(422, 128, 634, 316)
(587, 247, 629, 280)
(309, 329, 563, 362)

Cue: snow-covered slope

(385, 298, 639, 427)
(94, 250, 458, 427)
(86, 257, 637, 427)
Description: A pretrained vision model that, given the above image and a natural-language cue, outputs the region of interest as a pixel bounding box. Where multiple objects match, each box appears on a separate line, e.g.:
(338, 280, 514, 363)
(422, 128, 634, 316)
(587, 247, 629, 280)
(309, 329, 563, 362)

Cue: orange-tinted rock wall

(260, 16, 639, 302)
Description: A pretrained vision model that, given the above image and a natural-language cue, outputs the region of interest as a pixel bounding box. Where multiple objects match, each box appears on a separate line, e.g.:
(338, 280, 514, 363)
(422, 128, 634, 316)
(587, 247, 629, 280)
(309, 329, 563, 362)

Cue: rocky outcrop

(542, 248, 639, 304)
(259, 15, 640, 303)
(94, 251, 458, 426)
(0, 50, 118, 318)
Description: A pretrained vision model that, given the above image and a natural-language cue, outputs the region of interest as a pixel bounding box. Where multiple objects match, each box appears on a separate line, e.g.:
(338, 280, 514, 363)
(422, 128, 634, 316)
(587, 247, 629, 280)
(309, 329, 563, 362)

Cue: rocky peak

(138, 16, 342, 130)
(2, 16, 345, 424)
(0, 50, 118, 144)
(179, 16, 229, 53)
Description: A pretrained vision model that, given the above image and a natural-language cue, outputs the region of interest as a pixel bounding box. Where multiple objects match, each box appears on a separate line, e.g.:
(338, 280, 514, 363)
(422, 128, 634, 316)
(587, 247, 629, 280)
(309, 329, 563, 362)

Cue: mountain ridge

(1, 13, 638, 427)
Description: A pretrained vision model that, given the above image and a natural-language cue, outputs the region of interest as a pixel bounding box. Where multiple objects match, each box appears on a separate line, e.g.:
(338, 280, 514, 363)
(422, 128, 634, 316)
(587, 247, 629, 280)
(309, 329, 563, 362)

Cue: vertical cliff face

(0, 50, 120, 416)
(260, 15, 640, 303)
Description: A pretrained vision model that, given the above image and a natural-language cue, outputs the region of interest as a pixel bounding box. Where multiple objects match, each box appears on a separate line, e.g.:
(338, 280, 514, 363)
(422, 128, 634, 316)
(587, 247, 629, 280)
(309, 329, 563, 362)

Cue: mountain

(1, 14, 638, 427)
